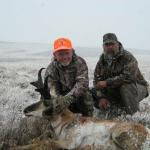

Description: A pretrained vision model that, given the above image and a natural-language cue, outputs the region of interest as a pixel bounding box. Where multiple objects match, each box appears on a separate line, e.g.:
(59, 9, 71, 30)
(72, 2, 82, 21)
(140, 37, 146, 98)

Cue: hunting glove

(54, 95, 75, 111)
(42, 95, 75, 115)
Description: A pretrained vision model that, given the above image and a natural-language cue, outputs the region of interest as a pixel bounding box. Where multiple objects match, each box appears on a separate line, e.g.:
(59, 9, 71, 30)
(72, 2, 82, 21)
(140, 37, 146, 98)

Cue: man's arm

(93, 60, 102, 87)
(93, 59, 107, 99)
(106, 52, 138, 88)
(67, 58, 89, 98)
(50, 58, 89, 111)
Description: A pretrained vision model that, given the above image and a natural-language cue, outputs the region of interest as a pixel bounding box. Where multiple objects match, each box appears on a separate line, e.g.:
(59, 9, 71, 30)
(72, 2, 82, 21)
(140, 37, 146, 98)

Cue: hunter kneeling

(92, 33, 149, 117)
(44, 38, 93, 116)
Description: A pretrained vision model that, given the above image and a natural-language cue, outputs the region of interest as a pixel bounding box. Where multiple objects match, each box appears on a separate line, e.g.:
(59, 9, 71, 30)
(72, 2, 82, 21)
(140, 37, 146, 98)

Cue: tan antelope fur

(6, 100, 150, 150)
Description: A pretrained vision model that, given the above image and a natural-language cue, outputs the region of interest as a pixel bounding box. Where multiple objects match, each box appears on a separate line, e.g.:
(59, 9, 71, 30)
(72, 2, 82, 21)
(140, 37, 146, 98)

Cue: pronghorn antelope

(11, 101, 149, 150)
(1, 68, 150, 150)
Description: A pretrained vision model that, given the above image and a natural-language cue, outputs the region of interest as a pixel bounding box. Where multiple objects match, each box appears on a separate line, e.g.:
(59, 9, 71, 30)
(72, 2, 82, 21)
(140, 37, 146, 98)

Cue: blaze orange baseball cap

(53, 38, 73, 53)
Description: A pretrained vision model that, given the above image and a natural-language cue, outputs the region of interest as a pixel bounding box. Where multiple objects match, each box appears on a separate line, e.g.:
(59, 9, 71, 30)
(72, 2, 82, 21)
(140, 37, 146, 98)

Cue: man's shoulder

(74, 55, 87, 65)
(123, 49, 133, 56)
(46, 59, 57, 71)
(96, 53, 104, 64)
(49, 59, 57, 66)
(121, 49, 136, 60)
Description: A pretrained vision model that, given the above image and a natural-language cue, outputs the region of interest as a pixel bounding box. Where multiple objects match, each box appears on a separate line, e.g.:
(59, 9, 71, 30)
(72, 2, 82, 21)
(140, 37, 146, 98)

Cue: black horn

(30, 67, 45, 89)
(30, 68, 51, 99)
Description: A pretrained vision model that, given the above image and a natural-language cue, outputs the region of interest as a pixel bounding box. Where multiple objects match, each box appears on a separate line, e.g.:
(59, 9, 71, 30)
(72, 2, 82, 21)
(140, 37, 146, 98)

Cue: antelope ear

(35, 88, 51, 99)
(30, 81, 40, 88)
(35, 88, 43, 92)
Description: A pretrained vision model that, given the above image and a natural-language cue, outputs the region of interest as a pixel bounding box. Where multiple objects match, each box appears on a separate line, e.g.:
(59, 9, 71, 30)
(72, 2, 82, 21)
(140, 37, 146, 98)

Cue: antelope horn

(30, 67, 45, 89)
(30, 68, 51, 99)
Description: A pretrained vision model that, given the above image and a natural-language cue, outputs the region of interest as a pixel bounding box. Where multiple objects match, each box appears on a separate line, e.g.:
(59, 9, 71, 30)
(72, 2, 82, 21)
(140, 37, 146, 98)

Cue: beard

(104, 47, 119, 58)
(104, 51, 114, 63)
(104, 48, 119, 66)
(104, 54, 113, 66)
(60, 61, 71, 66)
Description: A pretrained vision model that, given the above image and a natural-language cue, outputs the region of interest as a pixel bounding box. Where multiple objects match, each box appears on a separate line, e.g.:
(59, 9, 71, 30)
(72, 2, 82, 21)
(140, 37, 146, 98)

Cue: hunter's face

(103, 42, 119, 56)
(54, 49, 73, 66)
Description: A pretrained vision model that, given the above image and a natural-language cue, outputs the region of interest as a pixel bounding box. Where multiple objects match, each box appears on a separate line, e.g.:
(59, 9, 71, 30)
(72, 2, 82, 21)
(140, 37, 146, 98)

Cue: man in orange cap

(44, 38, 93, 116)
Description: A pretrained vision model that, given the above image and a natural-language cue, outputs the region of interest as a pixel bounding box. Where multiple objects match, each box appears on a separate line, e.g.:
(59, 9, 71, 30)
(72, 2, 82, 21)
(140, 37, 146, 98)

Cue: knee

(120, 83, 139, 114)
(120, 83, 138, 96)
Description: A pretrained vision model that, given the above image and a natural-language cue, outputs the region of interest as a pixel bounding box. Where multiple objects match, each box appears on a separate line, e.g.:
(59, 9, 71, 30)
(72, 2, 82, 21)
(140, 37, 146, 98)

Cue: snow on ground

(0, 42, 150, 129)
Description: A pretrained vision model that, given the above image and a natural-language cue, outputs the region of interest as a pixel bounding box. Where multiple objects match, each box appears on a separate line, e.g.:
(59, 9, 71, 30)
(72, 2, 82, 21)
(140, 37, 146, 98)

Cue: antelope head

(24, 68, 51, 117)
(23, 68, 65, 118)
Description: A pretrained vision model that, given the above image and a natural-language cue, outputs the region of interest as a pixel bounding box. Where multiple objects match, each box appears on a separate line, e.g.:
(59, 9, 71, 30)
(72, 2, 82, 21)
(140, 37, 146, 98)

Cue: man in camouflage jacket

(93, 33, 149, 116)
(44, 38, 93, 116)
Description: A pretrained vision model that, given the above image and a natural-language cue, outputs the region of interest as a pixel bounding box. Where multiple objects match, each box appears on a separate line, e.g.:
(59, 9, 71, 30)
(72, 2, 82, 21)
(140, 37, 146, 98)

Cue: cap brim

(53, 46, 72, 53)
(103, 40, 117, 45)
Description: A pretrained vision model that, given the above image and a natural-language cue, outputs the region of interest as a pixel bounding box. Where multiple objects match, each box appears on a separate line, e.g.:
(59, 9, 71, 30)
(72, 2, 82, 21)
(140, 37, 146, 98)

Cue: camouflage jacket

(45, 52, 89, 98)
(94, 43, 148, 90)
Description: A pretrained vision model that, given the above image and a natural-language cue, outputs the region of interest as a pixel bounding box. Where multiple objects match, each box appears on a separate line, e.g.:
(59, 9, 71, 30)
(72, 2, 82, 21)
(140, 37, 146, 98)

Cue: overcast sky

(0, 0, 150, 50)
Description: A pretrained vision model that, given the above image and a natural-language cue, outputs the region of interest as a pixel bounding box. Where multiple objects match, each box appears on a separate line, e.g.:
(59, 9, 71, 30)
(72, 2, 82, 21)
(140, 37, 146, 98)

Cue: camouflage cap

(103, 33, 118, 44)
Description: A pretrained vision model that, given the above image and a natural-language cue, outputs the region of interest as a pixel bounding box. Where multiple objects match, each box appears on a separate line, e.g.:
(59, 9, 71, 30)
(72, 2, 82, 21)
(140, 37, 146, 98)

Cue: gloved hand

(42, 95, 75, 116)
(99, 98, 110, 109)
(61, 95, 75, 106)
(54, 95, 75, 111)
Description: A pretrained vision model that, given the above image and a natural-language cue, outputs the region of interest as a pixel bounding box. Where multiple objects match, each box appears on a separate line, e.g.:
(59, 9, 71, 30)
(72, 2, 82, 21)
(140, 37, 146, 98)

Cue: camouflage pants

(120, 83, 148, 114)
(92, 83, 148, 117)
(69, 91, 94, 117)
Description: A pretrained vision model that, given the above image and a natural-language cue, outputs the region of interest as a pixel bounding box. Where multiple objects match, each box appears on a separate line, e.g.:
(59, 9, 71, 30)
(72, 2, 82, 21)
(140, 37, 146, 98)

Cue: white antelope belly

(60, 121, 116, 149)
